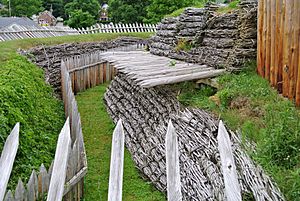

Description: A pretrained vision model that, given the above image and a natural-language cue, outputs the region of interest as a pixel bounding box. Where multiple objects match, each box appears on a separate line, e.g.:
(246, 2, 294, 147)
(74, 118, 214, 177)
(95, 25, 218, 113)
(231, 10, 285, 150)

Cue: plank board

(47, 118, 71, 201)
(99, 51, 225, 88)
(108, 119, 125, 201)
(166, 120, 182, 201)
(0, 123, 19, 201)
(217, 121, 241, 201)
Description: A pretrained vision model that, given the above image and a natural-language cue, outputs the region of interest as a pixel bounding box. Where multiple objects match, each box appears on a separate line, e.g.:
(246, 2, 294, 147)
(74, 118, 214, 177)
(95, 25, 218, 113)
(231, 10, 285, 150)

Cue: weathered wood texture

(60, 61, 88, 200)
(0, 23, 156, 42)
(165, 120, 182, 201)
(108, 120, 125, 201)
(257, 0, 300, 105)
(104, 74, 285, 200)
(99, 51, 226, 88)
(217, 121, 241, 201)
(47, 119, 71, 201)
(0, 123, 19, 201)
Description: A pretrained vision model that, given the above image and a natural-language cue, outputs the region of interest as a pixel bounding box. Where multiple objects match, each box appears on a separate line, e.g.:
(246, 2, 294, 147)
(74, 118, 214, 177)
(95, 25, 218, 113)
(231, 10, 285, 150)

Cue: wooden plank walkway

(99, 51, 226, 88)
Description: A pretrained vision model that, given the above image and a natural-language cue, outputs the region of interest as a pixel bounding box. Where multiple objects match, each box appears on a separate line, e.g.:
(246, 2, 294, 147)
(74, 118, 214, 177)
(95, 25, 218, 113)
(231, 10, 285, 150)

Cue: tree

(108, 0, 150, 23)
(1, 0, 43, 17)
(65, 9, 95, 28)
(43, 0, 64, 17)
(65, 0, 100, 19)
(145, 0, 194, 23)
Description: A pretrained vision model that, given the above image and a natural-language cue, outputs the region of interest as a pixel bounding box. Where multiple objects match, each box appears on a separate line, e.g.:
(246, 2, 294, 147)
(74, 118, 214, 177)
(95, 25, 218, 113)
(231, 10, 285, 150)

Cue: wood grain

(0, 123, 19, 201)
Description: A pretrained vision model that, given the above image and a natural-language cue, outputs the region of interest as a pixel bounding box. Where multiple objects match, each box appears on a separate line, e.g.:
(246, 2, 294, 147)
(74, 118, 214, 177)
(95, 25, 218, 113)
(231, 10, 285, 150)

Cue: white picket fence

(0, 23, 157, 42)
(78, 23, 157, 34)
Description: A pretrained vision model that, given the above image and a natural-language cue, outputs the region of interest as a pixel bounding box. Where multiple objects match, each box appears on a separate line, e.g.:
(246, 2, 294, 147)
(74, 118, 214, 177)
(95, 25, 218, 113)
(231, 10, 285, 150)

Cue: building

(38, 10, 56, 26)
(99, 3, 109, 22)
(0, 17, 39, 30)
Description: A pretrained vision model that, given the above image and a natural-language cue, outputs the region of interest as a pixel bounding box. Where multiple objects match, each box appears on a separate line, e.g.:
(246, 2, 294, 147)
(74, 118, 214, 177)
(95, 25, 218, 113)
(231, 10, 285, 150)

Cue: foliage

(1, 0, 43, 17)
(144, 0, 196, 24)
(65, 0, 100, 28)
(76, 85, 166, 200)
(164, 0, 209, 18)
(108, 0, 150, 23)
(0, 56, 65, 188)
(175, 38, 194, 52)
(65, 9, 95, 28)
(176, 63, 300, 200)
(217, 0, 240, 13)
(42, 0, 64, 17)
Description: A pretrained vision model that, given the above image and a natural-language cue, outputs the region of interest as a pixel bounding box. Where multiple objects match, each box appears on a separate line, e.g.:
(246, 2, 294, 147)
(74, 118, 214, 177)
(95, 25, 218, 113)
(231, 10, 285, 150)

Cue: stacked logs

(150, 1, 258, 70)
(22, 37, 148, 96)
(104, 73, 284, 200)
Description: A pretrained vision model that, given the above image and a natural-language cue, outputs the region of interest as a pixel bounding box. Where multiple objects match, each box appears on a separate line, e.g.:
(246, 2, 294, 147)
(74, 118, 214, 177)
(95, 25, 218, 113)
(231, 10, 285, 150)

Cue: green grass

(76, 85, 166, 201)
(217, 0, 240, 13)
(0, 32, 153, 189)
(176, 63, 300, 200)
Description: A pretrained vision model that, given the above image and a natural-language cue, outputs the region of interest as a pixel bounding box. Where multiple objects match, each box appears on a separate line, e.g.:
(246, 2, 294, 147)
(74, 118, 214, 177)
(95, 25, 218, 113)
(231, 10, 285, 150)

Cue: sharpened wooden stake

(0, 123, 19, 201)
(217, 120, 241, 201)
(47, 118, 71, 201)
(166, 120, 182, 201)
(108, 119, 125, 201)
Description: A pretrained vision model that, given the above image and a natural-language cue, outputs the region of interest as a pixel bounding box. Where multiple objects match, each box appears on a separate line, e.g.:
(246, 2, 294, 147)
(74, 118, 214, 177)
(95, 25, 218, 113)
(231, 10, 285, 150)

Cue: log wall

(257, 0, 300, 105)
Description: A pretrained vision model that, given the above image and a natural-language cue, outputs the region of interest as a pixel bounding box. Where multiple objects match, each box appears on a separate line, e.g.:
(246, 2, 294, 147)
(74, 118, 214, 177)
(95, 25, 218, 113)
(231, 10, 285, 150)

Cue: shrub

(0, 55, 65, 188)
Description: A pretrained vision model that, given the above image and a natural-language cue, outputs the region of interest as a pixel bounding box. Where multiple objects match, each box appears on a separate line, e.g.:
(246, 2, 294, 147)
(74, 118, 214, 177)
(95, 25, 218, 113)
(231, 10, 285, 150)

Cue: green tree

(1, 0, 43, 17)
(65, 0, 100, 19)
(145, 0, 195, 23)
(108, 0, 150, 23)
(65, 9, 96, 28)
(43, 0, 64, 17)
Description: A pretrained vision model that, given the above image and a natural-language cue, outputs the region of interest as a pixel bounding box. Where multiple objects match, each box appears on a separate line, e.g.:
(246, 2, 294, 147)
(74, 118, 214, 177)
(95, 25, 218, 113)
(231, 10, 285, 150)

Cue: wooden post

(108, 119, 125, 201)
(257, 0, 265, 76)
(217, 121, 241, 201)
(47, 118, 71, 201)
(0, 123, 19, 201)
(165, 120, 182, 201)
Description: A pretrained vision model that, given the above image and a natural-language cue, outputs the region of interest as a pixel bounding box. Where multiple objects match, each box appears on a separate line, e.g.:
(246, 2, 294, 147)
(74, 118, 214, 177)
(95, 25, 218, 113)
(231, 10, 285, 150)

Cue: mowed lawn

(76, 85, 166, 201)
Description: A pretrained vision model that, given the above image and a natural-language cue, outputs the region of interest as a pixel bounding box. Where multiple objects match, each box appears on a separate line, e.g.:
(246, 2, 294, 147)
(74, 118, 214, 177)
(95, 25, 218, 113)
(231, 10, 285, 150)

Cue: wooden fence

(257, 0, 300, 105)
(78, 23, 156, 34)
(0, 23, 156, 42)
(63, 49, 241, 200)
(1, 47, 241, 200)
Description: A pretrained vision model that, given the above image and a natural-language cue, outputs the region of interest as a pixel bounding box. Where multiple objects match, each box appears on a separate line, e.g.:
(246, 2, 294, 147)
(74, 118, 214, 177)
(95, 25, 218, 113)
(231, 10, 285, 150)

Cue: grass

(76, 85, 166, 201)
(217, 0, 240, 13)
(0, 32, 153, 189)
(176, 63, 300, 200)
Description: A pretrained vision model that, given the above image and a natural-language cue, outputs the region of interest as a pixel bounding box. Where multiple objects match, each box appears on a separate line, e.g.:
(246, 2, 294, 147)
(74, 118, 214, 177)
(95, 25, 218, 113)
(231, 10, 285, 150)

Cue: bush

(0, 55, 65, 188)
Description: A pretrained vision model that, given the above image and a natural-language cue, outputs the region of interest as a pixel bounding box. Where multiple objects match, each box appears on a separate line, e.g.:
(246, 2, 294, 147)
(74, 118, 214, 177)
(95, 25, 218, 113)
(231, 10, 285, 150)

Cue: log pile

(21, 37, 148, 96)
(150, 0, 258, 70)
(104, 73, 284, 200)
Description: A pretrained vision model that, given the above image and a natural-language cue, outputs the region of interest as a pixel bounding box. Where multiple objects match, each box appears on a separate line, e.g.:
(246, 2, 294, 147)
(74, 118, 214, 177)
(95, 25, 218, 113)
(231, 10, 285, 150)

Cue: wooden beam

(0, 123, 19, 201)
(217, 121, 241, 201)
(166, 120, 182, 201)
(108, 119, 125, 201)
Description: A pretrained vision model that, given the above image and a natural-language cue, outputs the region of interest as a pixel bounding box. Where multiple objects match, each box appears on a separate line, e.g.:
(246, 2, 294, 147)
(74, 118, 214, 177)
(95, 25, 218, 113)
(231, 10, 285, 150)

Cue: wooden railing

(78, 23, 156, 34)
(257, 0, 300, 105)
(0, 23, 156, 42)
